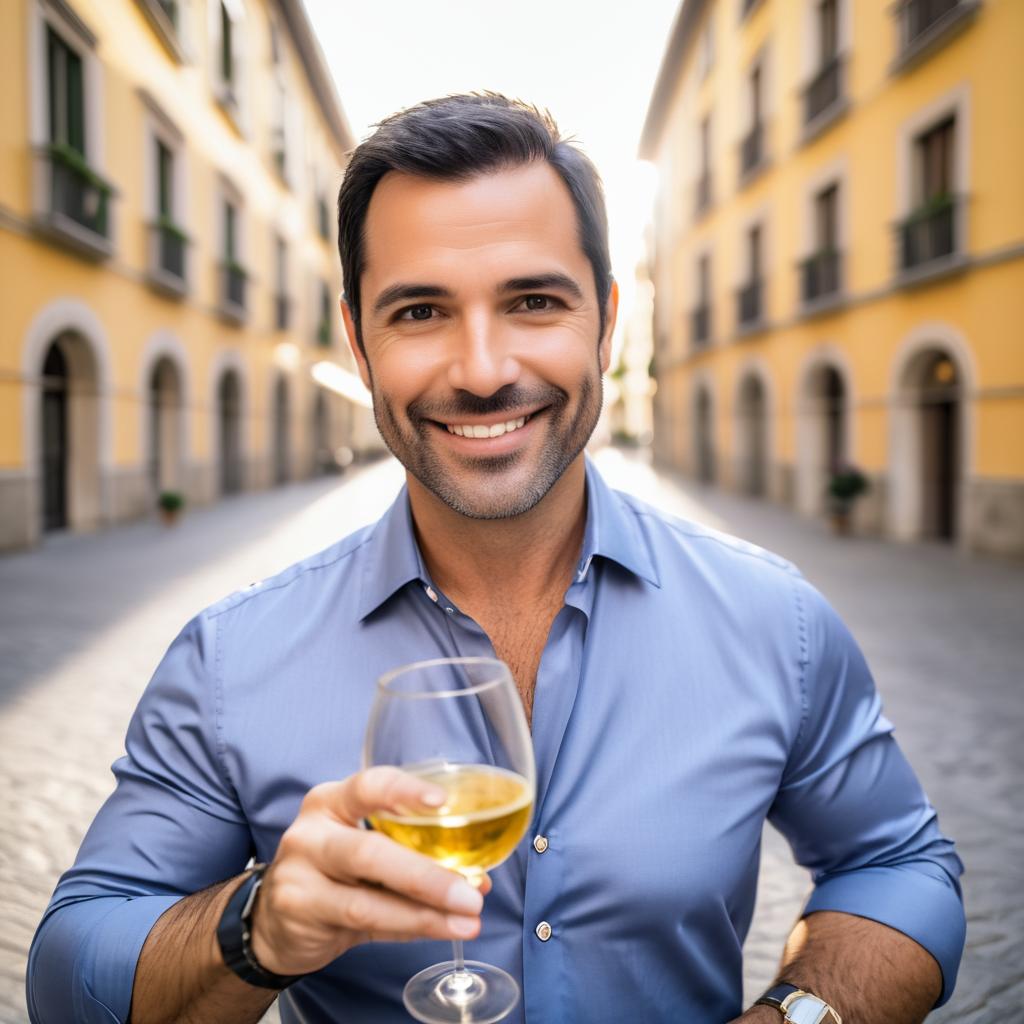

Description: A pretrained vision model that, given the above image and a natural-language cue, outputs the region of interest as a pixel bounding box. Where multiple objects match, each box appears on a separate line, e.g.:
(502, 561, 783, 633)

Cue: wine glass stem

(451, 939, 466, 975)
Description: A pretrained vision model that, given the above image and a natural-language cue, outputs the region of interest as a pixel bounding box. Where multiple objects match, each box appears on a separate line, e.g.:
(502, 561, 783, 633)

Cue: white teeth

(446, 415, 530, 438)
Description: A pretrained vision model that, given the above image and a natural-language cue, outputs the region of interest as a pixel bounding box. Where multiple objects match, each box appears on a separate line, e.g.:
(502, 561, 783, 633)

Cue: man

(28, 94, 964, 1024)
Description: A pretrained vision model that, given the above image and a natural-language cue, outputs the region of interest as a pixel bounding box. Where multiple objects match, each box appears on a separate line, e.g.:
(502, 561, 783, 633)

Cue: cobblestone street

(1, 449, 1021, 1023)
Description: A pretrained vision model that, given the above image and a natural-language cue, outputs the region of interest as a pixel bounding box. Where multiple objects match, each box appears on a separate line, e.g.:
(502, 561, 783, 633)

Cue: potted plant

(157, 490, 185, 527)
(826, 465, 868, 536)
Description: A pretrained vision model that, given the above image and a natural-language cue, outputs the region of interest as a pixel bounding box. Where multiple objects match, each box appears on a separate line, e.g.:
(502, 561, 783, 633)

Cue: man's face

(343, 161, 617, 519)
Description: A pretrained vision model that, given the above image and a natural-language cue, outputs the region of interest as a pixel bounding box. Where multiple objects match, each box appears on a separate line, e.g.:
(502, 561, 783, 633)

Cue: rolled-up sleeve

(27, 611, 253, 1024)
(768, 578, 965, 1006)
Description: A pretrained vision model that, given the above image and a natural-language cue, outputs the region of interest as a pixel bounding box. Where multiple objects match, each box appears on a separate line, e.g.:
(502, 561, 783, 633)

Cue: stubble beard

(370, 367, 603, 520)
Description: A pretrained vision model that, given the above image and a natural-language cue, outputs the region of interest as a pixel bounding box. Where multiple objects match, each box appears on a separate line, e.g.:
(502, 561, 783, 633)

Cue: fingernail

(421, 785, 446, 807)
(446, 879, 484, 915)
(448, 914, 479, 938)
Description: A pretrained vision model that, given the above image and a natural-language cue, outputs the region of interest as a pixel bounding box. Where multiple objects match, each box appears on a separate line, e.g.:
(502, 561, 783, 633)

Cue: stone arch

(139, 331, 190, 499)
(689, 371, 717, 485)
(209, 350, 249, 497)
(733, 360, 774, 498)
(795, 346, 855, 516)
(22, 299, 113, 540)
(272, 372, 292, 485)
(889, 324, 975, 544)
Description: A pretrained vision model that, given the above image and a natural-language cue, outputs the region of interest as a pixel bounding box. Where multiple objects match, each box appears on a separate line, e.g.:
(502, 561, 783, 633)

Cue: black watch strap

(216, 864, 304, 990)
(756, 983, 801, 1011)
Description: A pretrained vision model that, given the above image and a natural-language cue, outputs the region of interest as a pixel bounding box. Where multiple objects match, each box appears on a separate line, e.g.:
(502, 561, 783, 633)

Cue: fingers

(307, 767, 447, 826)
(311, 876, 483, 943)
(315, 826, 484, 916)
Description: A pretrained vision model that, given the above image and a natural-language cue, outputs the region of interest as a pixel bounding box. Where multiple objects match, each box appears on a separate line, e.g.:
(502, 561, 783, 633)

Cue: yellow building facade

(0, 0, 379, 551)
(641, 0, 1024, 555)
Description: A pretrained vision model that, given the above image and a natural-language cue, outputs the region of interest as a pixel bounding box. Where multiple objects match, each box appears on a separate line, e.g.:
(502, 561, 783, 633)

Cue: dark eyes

(394, 295, 562, 321)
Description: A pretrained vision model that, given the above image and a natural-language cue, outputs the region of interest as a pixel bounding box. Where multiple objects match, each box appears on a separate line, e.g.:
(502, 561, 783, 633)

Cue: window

(894, 0, 979, 69)
(802, 183, 842, 303)
(696, 117, 712, 215)
(38, 18, 114, 252)
(317, 194, 330, 241)
(274, 236, 289, 329)
(151, 138, 186, 285)
(692, 254, 711, 347)
(737, 225, 763, 327)
(220, 2, 234, 90)
(697, 21, 714, 79)
(135, 0, 185, 61)
(899, 116, 958, 271)
(317, 282, 332, 345)
(740, 64, 765, 177)
(47, 26, 85, 154)
(819, 0, 838, 63)
(220, 196, 247, 318)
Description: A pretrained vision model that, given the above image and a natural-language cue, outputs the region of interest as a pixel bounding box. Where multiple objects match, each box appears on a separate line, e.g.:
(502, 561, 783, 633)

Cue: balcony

(220, 262, 247, 322)
(36, 144, 115, 258)
(275, 293, 291, 331)
(892, 0, 980, 73)
(316, 319, 332, 347)
(803, 57, 845, 137)
(739, 123, 764, 181)
(695, 173, 712, 219)
(135, 0, 185, 62)
(736, 279, 763, 330)
(800, 250, 843, 309)
(147, 218, 188, 296)
(897, 195, 961, 279)
(691, 305, 711, 348)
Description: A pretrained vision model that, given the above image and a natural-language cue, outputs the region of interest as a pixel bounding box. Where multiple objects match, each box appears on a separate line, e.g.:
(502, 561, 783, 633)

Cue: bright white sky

(304, 0, 680, 349)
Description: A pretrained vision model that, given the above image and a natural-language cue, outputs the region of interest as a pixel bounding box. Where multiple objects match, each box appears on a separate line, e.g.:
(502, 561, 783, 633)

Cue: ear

(599, 278, 619, 375)
(340, 297, 372, 390)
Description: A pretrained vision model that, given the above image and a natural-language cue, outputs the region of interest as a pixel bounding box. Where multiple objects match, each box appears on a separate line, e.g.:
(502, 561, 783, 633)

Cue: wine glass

(363, 657, 536, 1024)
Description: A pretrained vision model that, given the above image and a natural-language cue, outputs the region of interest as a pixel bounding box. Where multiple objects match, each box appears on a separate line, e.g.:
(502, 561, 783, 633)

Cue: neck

(408, 457, 588, 610)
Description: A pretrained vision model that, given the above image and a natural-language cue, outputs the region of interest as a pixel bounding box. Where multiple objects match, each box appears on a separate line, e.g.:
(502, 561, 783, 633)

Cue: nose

(446, 312, 521, 397)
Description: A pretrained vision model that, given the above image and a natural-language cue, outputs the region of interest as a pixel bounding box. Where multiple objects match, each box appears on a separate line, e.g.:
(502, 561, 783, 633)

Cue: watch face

(785, 994, 839, 1024)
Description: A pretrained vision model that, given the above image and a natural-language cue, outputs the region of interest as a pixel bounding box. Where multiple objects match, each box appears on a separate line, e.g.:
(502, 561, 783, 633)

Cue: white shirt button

(532, 834, 549, 854)
(535, 921, 552, 942)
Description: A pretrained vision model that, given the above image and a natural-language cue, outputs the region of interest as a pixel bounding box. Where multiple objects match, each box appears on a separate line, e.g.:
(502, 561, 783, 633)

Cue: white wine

(370, 764, 533, 875)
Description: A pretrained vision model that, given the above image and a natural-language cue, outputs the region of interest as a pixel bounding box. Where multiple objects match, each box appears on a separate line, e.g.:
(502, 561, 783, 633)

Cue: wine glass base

(403, 959, 520, 1024)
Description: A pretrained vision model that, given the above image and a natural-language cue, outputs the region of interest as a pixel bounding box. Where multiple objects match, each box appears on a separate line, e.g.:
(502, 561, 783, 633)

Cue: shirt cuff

(30, 894, 183, 1024)
(803, 864, 966, 1006)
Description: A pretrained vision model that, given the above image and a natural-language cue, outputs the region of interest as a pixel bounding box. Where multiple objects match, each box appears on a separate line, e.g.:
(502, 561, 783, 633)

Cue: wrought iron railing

(740, 123, 763, 178)
(46, 144, 113, 241)
(275, 294, 290, 331)
(222, 262, 247, 313)
(800, 250, 842, 303)
(737, 279, 763, 327)
(804, 56, 843, 126)
(691, 305, 711, 347)
(898, 196, 957, 272)
(896, 0, 962, 55)
(153, 219, 187, 282)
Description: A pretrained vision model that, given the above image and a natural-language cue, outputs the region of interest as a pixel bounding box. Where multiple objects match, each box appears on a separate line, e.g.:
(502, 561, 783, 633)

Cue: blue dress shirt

(27, 461, 965, 1023)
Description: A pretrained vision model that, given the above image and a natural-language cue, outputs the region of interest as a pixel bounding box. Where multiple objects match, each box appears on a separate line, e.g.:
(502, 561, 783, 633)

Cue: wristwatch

(755, 983, 842, 1024)
(216, 863, 304, 990)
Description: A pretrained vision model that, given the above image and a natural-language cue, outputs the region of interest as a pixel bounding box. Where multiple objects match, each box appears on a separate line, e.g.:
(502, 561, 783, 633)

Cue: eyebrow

(371, 272, 584, 317)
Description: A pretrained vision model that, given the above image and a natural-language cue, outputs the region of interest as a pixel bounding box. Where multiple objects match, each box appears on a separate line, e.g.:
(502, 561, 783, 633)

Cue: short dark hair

(337, 92, 613, 353)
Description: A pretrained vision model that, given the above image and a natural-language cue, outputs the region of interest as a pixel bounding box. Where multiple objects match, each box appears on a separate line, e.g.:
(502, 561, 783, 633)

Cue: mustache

(409, 384, 566, 422)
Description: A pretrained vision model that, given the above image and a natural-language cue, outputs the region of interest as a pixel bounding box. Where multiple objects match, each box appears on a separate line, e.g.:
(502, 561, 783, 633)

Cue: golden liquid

(369, 764, 533, 875)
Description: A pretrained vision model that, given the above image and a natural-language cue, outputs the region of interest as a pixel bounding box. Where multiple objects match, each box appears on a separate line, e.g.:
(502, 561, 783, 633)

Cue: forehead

(361, 162, 590, 294)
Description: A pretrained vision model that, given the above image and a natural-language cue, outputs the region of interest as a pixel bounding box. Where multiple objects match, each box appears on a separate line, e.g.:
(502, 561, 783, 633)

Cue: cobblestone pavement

(1, 449, 1021, 1022)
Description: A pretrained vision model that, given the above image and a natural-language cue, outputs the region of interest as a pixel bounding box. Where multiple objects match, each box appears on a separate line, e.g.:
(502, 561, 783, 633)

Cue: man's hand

(250, 766, 488, 976)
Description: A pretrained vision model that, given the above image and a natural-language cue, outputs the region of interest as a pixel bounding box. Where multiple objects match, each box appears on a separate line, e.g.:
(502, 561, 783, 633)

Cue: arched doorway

(903, 350, 961, 541)
(797, 363, 847, 515)
(273, 375, 290, 485)
(736, 373, 768, 497)
(39, 333, 101, 533)
(149, 357, 183, 497)
(218, 370, 243, 495)
(694, 385, 715, 484)
(313, 387, 330, 475)
(41, 343, 68, 531)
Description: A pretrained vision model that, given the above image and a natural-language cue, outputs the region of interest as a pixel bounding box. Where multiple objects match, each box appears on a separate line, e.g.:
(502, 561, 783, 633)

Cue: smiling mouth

(443, 413, 535, 438)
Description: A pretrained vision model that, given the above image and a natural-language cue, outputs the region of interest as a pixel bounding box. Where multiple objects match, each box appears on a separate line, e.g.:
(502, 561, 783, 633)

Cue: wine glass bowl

(363, 657, 536, 1024)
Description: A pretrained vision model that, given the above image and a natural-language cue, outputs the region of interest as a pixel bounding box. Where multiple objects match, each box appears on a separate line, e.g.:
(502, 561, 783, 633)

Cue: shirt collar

(357, 458, 660, 620)
(578, 457, 660, 588)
